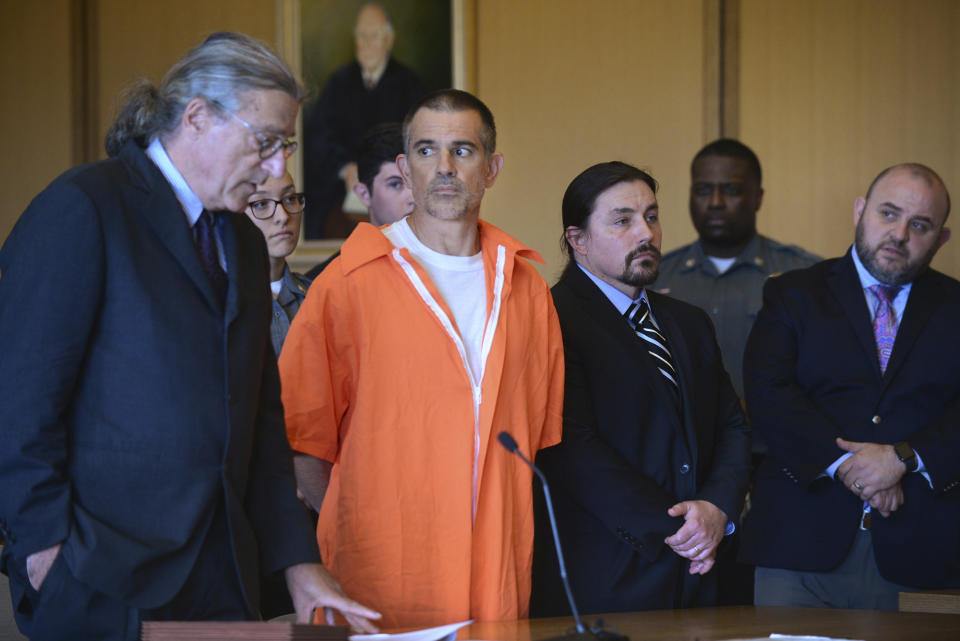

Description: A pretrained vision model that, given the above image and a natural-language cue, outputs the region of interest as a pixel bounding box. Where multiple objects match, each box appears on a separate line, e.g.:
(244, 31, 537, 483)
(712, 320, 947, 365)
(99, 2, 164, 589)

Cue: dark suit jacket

(0, 141, 319, 612)
(531, 265, 750, 615)
(741, 252, 960, 587)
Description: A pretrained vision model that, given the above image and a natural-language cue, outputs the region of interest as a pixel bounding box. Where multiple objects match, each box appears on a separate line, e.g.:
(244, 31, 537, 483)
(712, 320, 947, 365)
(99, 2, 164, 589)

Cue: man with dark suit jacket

(741, 163, 960, 610)
(531, 162, 751, 615)
(0, 32, 378, 640)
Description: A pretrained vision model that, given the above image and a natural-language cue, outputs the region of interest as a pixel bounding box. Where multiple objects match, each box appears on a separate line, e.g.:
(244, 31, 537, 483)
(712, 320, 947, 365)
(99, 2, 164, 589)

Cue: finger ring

(853, 482, 863, 490)
(693, 545, 700, 553)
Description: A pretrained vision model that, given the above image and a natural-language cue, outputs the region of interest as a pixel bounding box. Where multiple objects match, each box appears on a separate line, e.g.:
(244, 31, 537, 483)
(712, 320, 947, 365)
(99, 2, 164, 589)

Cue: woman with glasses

(245, 171, 311, 358)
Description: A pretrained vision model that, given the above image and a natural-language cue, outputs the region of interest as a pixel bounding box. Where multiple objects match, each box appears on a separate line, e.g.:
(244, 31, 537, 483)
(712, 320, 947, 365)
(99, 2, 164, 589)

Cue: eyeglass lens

(248, 194, 305, 219)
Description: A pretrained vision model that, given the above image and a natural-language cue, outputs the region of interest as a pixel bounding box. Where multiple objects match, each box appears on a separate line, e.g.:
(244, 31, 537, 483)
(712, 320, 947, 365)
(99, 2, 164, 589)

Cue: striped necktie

(627, 299, 680, 393)
(869, 284, 901, 373)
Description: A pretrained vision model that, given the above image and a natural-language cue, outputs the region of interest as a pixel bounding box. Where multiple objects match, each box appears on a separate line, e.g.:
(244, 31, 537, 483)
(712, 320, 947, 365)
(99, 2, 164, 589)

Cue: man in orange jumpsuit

(279, 89, 564, 628)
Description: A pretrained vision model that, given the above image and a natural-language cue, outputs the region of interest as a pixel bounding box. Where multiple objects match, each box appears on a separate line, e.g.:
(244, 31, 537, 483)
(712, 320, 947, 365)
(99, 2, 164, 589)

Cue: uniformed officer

(655, 139, 820, 397)
(654, 138, 820, 606)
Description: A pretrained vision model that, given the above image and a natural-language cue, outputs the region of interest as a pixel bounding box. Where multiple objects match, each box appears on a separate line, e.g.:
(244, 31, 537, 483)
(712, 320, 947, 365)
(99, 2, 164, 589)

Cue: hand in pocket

(26, 543, 62, 591)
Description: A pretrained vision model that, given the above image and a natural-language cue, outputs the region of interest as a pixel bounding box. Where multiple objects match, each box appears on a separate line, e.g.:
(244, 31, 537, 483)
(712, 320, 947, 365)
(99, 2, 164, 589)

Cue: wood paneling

(475, 0, 706, 281)
(93, 0, 277, 162)
(0, 0, 74, 240)
(739, 0, 960, 277)
(6, 0, 960, 282)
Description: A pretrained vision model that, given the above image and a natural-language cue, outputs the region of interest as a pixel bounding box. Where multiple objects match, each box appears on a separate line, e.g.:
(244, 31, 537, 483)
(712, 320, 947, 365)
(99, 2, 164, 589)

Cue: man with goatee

(531, 161, 750, 614)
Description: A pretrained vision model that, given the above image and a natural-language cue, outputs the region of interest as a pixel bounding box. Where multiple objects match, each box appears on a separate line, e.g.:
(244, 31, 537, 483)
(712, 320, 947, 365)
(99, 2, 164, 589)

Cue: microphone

(498, 431, 592, 638)
(499, 432, 629, 641)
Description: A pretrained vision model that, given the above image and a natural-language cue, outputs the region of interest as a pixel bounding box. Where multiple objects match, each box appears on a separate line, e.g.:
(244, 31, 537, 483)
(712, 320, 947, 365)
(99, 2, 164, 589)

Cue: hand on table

(284, 562, 381, 632)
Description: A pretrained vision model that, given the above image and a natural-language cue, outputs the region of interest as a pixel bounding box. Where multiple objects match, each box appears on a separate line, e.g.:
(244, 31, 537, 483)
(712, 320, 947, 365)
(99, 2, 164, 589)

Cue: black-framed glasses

(213, 101, 298, 159)
(247, 193, 306, 219)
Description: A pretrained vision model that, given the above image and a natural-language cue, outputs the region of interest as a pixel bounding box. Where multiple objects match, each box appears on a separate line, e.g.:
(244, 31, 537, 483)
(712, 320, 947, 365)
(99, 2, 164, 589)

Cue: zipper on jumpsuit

(390, 245, 507, 524)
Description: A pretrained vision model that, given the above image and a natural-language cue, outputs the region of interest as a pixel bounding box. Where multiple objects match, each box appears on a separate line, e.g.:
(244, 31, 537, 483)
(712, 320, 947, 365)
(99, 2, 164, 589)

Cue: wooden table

(456, 606, 960, 641)
(899, 588, 960, 614)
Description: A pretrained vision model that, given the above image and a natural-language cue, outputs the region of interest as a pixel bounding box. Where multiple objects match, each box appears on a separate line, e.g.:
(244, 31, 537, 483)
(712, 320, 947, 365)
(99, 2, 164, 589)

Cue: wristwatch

(894, 441, 918, 472)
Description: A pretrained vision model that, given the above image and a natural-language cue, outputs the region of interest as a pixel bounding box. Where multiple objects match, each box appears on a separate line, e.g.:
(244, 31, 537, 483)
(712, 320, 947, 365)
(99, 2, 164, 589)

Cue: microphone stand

(498, 432, 629, 641)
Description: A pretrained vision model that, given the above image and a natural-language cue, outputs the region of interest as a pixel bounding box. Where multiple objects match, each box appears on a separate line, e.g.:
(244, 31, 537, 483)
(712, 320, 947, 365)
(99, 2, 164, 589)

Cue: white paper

(769, 635, 864, 641)
(351, 620, 473, 641)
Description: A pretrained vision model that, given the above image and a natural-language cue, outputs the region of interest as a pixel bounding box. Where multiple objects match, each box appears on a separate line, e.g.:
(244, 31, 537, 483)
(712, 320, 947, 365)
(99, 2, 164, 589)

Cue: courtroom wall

(739, 0, 960, 278)
(1, 1, 73, 242)
(4, 0, 960, 282)
(0, 0, 276, 245)
(475, 0, 706, 283)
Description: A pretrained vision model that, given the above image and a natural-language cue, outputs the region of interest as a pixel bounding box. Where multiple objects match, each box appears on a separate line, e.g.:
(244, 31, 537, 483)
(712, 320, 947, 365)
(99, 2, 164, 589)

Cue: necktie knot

(626, 298, 650, 329)
(869, 284, 901, 304)
(626, 299, 680, 395)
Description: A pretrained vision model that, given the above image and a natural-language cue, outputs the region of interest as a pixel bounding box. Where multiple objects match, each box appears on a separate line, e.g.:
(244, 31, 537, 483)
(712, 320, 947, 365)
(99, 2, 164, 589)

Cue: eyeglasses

(213, 101, 298, 159)
(247, 193, 306, 219)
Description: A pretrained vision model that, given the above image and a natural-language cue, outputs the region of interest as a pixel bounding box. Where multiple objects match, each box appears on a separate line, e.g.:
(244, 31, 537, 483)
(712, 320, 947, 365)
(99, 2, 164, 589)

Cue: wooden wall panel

(93, 0, 277, 161)
(474, 0, 706, 282)
(739, 0, 960, 277)
(8, 0, 959, 283)
(0, 0, 73, 240)
(0, 0, 277, 246)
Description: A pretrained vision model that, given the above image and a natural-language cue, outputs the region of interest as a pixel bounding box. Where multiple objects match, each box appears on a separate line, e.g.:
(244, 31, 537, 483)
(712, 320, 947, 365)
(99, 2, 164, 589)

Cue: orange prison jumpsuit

(279, 221, 564, 628)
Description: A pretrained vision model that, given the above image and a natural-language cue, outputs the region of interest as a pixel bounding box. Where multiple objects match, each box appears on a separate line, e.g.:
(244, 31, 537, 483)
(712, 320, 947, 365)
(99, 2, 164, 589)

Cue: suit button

(679, 463, 690, 474)
(872, 415, 882, 424)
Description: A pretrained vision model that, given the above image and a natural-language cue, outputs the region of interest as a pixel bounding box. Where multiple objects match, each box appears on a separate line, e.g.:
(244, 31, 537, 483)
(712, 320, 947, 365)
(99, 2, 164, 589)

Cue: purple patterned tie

(869, 284, 901, 373)
(195, 210, 227, 306)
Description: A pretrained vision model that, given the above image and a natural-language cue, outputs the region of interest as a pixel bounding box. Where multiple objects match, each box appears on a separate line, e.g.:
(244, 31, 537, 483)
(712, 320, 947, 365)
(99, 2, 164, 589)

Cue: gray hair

(105, 31, 302, 157)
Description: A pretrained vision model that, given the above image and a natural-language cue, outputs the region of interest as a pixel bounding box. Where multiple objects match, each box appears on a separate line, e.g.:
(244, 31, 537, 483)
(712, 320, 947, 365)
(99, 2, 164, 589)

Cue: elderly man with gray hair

(0, 32, 379, 640)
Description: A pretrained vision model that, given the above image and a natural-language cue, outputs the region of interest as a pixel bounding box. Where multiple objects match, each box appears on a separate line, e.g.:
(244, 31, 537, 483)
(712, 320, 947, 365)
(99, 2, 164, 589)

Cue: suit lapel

(827, 253, 881, 378)
(562, 267, 683, 434)
(882, 270, 940, 391)
(120, 142, 223, 314)
(563, 267, 658, 384)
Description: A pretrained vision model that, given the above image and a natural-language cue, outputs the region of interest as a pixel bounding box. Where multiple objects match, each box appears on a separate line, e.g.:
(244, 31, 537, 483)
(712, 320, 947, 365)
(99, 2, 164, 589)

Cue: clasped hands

(835, 437, 906, 517)
(663, 500, 727, 576)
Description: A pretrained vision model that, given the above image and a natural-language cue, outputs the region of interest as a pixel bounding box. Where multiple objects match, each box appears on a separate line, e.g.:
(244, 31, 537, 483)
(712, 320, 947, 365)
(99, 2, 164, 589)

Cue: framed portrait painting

(277, 0, 475, 268)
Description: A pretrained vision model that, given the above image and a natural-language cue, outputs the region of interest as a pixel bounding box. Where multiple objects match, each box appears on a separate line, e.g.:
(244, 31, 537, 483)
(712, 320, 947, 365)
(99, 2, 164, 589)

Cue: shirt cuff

(825, 452, 854, 479)
(914, 451, 933, 488)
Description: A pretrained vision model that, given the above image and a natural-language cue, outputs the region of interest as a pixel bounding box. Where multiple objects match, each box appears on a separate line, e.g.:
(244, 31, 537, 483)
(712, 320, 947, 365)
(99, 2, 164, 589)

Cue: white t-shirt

(383, 218, 488, 383)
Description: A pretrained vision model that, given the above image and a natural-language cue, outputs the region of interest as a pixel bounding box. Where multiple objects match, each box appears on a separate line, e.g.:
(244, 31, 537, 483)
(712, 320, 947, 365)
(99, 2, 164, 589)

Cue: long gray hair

(105, 32, 302, 157)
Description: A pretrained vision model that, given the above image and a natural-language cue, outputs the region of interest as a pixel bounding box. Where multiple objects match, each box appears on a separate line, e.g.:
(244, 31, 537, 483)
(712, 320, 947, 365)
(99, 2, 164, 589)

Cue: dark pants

(4, 506, 249, 641)
(754, 529, 915, 611)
